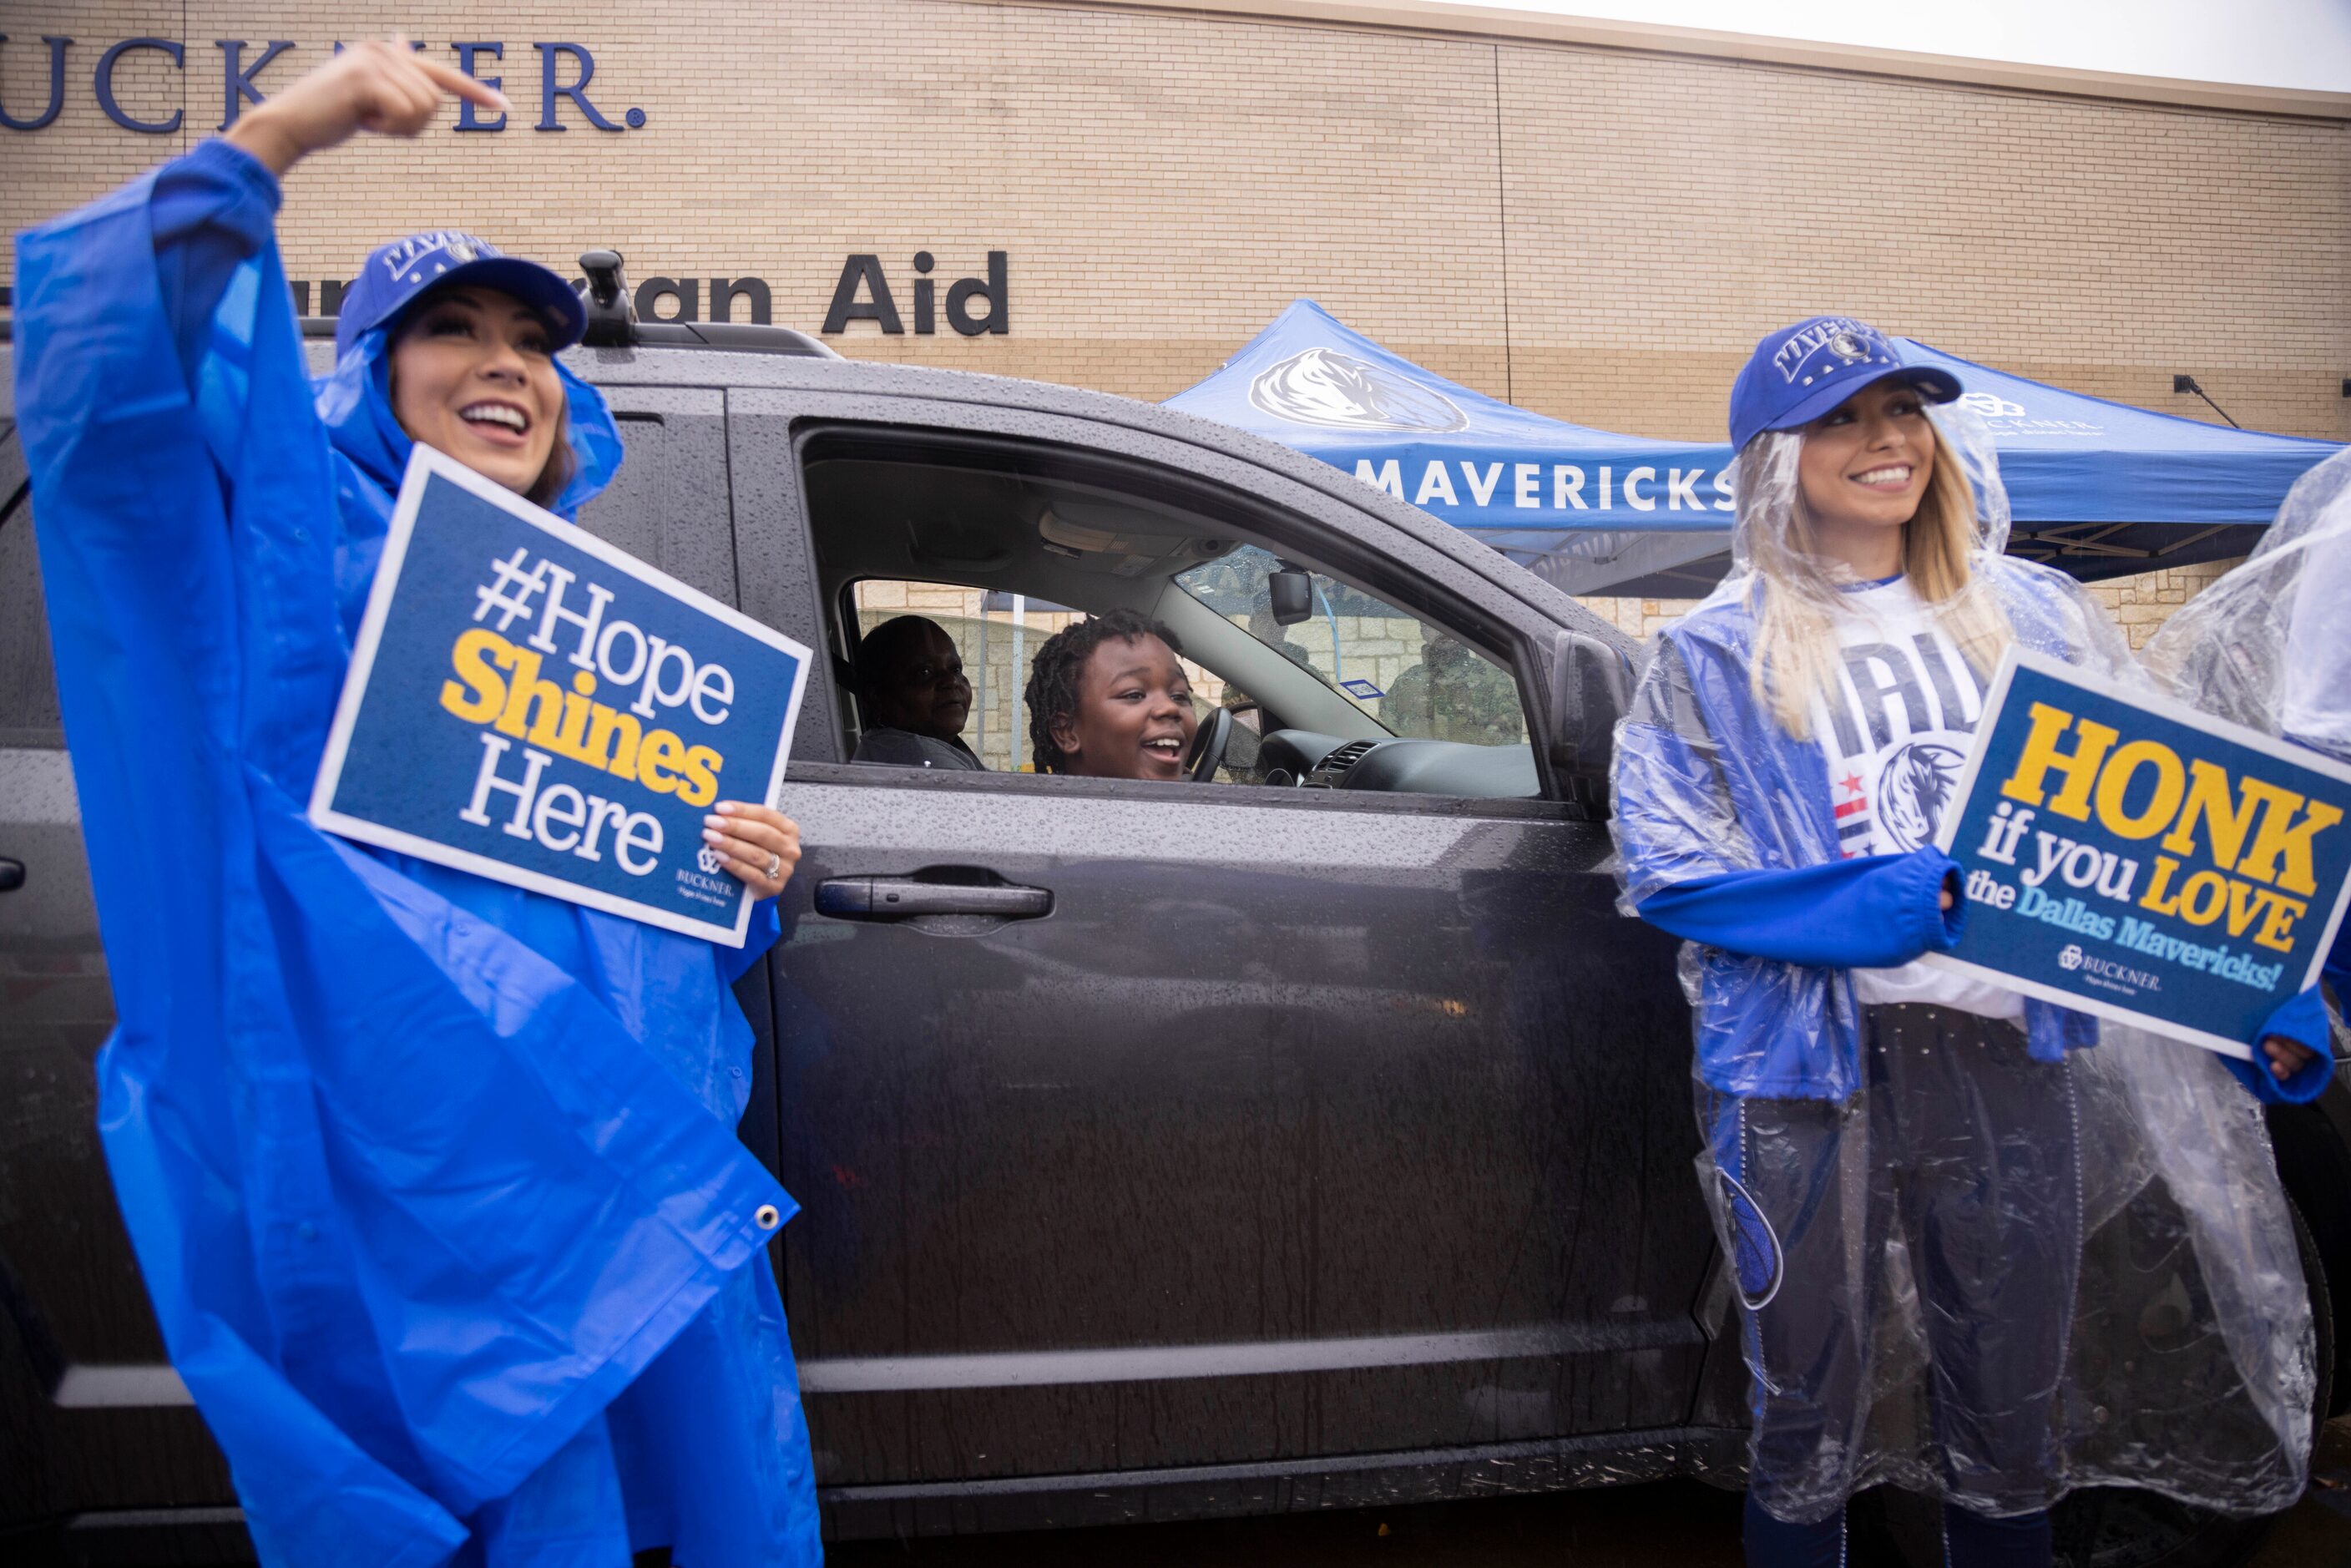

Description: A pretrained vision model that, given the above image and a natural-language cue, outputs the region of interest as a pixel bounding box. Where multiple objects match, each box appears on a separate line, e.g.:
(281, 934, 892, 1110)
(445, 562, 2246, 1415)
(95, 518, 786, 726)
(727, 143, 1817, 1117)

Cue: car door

(0, 417, 244, 1535)
(570, 381, 788, 1167)
(725, 384, 1714, 1510)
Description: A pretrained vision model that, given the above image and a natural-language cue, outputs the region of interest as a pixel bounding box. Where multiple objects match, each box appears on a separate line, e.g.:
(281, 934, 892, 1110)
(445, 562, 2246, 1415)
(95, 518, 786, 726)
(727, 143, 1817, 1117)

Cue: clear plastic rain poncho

(2144, 448, 2351, 766)
(1609, 402, 2317, 1523)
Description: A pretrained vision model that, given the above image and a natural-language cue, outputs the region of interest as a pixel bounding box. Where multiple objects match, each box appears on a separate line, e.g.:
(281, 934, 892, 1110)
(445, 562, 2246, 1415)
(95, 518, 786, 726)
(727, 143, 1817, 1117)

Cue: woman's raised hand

(225, 39, 508, 177)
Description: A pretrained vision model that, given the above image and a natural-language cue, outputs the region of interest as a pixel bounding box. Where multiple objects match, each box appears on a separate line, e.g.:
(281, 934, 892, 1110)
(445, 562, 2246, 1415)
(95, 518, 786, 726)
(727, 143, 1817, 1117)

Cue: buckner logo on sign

(311, 447, 811, 946)
(1928, 648, 2351, 1059)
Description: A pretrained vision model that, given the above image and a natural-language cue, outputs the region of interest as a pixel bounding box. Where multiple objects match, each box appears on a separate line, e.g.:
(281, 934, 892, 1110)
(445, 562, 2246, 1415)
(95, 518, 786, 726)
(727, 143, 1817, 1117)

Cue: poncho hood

(1724, 400, 2015, 605)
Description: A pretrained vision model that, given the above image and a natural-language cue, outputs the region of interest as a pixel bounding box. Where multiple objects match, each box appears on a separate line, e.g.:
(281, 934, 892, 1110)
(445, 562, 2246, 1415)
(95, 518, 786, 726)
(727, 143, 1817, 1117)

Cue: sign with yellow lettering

(1928, 648, 2351, 1058)
(309, 447, 810, 945)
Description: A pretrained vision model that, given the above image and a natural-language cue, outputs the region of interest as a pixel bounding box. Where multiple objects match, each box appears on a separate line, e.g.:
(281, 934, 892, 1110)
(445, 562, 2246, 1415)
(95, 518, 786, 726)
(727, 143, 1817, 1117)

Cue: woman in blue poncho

(14, 42, 822, 1567)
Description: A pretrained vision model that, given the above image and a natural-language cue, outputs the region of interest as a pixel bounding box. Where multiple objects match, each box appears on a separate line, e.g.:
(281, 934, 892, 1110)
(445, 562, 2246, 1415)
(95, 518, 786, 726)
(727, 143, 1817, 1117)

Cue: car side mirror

(1267, 566, 1315, 626)
(1547, 630, 1633, 805)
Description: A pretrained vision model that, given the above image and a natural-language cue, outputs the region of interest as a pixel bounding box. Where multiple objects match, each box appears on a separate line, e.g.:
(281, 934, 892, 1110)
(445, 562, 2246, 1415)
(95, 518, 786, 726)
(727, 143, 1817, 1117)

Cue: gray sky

(1429, 1, 2351, 93)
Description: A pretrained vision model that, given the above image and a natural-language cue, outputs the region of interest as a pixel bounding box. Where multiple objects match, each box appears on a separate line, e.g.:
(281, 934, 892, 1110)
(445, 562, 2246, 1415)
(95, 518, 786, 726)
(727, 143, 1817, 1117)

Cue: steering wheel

(1185, 706, 1233, 783)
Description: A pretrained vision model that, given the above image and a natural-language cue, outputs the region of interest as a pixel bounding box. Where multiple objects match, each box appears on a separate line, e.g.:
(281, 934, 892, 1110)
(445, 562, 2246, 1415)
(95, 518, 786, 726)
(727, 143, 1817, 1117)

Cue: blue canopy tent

(1166, 300, 1737, 596)
(1165, 301, 2340, 597)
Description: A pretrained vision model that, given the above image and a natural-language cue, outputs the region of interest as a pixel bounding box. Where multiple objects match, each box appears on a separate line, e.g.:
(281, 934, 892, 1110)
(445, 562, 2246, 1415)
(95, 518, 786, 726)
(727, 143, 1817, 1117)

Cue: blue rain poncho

(1609, 406, 2322, 1523)
(13, 139, 821, 1565)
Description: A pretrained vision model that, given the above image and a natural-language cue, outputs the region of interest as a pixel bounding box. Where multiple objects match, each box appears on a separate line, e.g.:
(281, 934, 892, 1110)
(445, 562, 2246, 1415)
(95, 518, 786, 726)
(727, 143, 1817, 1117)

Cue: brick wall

(6, 2, 2340, 636)
(1579, 556, 2245, 648)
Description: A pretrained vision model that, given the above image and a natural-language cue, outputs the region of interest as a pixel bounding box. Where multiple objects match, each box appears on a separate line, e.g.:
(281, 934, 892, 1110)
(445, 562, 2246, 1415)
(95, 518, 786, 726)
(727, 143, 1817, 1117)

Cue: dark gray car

(2, 314, 2347, 1568)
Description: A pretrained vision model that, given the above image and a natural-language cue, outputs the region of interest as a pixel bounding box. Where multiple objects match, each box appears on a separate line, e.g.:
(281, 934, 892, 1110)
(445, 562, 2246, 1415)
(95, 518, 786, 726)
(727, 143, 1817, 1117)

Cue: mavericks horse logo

(1248, 348, 1469, 432)
(1879, 739, 1967, 852)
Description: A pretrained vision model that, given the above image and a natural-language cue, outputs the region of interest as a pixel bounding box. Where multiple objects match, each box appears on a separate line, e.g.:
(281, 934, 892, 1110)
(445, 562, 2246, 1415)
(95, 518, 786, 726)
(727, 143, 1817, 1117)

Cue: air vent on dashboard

(1314, 740, 1380, 782)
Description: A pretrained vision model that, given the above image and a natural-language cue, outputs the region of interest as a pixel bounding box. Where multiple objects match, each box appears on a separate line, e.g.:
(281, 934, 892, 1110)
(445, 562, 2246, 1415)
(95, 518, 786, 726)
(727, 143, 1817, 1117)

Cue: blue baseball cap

(334, 230, 587, 361)
(1727, 315, 1961, 452)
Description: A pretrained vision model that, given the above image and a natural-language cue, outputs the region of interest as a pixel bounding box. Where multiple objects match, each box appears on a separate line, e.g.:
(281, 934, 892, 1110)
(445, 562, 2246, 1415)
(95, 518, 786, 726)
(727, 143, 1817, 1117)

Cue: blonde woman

(1610, 316, 2328, 1567)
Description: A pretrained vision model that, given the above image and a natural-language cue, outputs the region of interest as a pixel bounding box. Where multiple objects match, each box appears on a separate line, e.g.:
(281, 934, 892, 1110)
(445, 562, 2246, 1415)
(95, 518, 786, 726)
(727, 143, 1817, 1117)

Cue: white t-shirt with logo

(1809, 577, 2025, 1023)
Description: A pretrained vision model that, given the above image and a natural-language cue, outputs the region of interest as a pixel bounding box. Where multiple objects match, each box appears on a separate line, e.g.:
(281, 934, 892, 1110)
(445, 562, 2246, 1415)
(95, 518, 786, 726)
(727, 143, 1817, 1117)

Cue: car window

(796, 428, 1541, 800)
(849, 579, 1230, 773)
(1176, 545, 1529, 748)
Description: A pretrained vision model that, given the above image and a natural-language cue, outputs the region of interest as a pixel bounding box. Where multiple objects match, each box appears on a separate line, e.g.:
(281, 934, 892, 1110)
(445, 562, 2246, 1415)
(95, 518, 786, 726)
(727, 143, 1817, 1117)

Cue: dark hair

(855, 615, 948, 695)
(390, 286, 574, 509)
(1023, 608, 1186, 775)
(525, 410, 575, 510)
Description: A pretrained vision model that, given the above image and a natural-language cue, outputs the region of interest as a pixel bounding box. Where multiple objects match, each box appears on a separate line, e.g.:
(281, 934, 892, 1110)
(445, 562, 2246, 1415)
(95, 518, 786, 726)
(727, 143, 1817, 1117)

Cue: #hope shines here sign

(310, 446, 810, 946)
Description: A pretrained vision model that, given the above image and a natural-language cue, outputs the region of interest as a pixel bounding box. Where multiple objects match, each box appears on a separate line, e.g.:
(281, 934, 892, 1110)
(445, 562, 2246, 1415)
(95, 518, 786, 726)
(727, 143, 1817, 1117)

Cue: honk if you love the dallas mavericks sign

(311, 447, 810, 946)
(1929, 649, 2351, 1058)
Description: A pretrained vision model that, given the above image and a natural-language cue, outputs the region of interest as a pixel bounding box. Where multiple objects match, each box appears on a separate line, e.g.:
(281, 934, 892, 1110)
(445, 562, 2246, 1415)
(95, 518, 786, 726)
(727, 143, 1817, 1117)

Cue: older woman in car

(852, 615, 986, 769)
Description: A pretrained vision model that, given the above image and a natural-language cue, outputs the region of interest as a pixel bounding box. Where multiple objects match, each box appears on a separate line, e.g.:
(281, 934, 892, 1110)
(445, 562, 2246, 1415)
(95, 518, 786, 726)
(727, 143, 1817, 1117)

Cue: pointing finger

(415, 54, 511, 114)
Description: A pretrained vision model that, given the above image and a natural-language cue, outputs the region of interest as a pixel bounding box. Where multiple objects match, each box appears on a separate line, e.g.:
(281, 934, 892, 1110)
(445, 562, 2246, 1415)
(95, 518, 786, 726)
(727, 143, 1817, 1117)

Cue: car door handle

(814, 875, 1052, 921)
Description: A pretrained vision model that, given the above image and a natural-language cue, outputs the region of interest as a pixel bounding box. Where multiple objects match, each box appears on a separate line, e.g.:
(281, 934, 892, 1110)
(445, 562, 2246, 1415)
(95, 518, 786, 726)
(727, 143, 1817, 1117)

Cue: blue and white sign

(310, 446, 810, 946)
(1928, 648, 2351, 1058)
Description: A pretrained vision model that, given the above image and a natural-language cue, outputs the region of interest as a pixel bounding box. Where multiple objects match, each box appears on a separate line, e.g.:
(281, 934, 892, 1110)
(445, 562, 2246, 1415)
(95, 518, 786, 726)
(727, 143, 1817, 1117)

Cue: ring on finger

(765, 852, 782, 881)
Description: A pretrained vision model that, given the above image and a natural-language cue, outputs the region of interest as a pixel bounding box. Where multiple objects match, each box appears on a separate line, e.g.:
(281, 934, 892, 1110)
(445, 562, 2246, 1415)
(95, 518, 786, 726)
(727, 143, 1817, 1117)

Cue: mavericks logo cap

(1727, 314, 1961, 452)
(335, 230, 589, 361)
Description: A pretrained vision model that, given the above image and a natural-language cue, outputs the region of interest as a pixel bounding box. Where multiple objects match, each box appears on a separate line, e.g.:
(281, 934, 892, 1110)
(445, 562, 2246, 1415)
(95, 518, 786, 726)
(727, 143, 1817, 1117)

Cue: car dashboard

(1257, 729, 1541, 798)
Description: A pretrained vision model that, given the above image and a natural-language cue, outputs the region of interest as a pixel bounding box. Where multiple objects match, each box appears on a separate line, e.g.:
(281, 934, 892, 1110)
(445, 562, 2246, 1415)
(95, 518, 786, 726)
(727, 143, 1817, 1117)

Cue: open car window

(1176, 545, 1529, 749)
(848, 580, 1240, 776)
(800, 428, 1541, 799)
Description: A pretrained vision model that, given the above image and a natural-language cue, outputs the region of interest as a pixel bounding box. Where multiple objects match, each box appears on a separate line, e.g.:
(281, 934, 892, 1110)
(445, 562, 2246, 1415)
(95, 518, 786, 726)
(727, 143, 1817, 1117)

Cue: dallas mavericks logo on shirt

(1248, 347, 1469, 432)
(1816, 585, 1990, 858)
(1876, 739, 1969, 852)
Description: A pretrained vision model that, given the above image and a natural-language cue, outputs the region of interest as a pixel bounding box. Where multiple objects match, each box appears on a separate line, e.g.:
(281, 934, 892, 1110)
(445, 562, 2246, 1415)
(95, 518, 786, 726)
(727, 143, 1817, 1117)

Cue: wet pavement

(832, 1419, 2351, 1568)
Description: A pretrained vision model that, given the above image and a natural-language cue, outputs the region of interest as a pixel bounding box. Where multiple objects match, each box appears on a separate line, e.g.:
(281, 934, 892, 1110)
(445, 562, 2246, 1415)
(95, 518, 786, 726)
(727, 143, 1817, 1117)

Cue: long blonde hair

(1747, 421, 2013, 740)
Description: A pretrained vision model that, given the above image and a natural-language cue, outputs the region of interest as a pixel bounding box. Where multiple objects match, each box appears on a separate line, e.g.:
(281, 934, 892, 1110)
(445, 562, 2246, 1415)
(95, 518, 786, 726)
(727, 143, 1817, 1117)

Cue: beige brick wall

(2089, 556, 2243, 649)
(7, 1, 2340, 638)
(1580, 556, 2245, 649)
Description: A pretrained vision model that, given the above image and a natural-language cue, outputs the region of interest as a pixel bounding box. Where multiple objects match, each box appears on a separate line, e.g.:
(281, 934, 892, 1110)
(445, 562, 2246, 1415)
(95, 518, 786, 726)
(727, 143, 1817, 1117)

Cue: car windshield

(1175, 546, 1529, 747)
